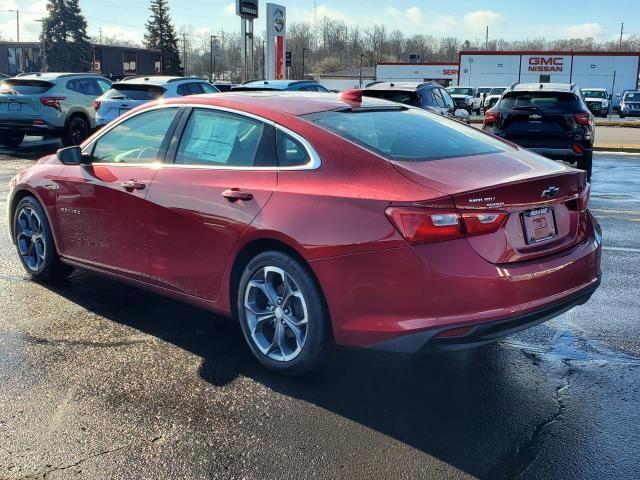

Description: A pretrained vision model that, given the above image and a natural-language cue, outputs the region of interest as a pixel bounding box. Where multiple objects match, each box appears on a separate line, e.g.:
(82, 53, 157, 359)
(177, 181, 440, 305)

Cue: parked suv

(362, 82, 470, 122)
(95, 76, 220, 127)
(581, 88, 610, 118)
(483, 83, 594, 180)
(446, 86, 482, 114)
(483, 87, 507, 110)
(232, 79, 330, 92)
(619, 90, 640, 118)
(0, 72, 111, 147)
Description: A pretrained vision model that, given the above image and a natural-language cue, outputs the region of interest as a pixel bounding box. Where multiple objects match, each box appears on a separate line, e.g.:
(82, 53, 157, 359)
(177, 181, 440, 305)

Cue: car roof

(118, 75, 193, 86)
(235, 80, 320, 90)
(510, 83, 577, 93)
(583, 87, 607, 91)
(364, 82, 439, 92)
(161, 91, 398, 116)
(11, 72, 104, 81)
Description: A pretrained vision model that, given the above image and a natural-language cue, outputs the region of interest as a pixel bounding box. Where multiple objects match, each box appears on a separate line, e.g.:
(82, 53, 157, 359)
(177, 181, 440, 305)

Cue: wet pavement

(0, 145, 639, 479)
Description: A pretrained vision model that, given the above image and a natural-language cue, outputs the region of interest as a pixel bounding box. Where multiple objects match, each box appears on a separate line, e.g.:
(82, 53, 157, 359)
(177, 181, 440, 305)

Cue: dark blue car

(232, 80, 330, 93)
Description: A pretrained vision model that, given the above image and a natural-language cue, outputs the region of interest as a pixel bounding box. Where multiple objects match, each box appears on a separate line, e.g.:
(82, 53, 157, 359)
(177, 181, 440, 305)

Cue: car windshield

(499, 91, 580, 112)
(448, 88, 474, 96)
(362, 90, 421, 107)
(624, 92, 640, 102)
(477, 88, 492, 94)
(489, 88, 506, 95)
(105, 84, 166, 100)
(304, 107, 510, 162)
(0, 79, 54, 94)
(583, 90, 606, 98)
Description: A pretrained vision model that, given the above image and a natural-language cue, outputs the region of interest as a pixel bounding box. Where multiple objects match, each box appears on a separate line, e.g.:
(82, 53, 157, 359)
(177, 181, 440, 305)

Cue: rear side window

(67, 78, 103, 96)
(305, 108, 509, 162)
(175, 108, 274, 167)
(276, 130, 310, 167)
(105, 84, 166, 100)
(201, 83, 220, 94)
(0, 79, 53, 94)
(363, 90, 420, 107)
(499, 92, 580, 112)
(177, 82, 203, 96)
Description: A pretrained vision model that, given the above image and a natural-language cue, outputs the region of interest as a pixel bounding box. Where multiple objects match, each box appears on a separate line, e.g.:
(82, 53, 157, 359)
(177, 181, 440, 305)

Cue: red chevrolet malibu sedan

(7, 91, 601, 375)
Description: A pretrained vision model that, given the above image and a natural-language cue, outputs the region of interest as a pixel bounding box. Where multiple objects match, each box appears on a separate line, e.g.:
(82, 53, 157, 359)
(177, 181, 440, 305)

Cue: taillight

(40, 96, 65, 110)
(94, 99, 101, 111)
(574, 112, 591, 125)
(577, 183, 590, 211)
(386, 207, 509, 245)
(386, 207, 463, 245)
(461, 212, 509, 235)
(484, 110, 500, 124)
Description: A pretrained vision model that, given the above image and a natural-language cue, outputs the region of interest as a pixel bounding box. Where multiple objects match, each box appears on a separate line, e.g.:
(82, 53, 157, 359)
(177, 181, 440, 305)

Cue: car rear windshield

(448, 88, 474, 96)
(105, 84, 166, 100)
(583, 90, 606, 98)
(489, 88, 506, 95)
(362, 90, 421, 107)
(304, 107, 510, 162)
(0, 79, 54, 94)
(624, 92, 640, 101)
(499, 91, 580, 112)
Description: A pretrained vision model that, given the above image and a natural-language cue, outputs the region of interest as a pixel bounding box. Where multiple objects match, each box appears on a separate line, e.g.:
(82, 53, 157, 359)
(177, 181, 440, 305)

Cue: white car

(483, 87, 507, 110)
(446, 87, 482, 114)
(94, 76, 220, 127)
(582, 88, 610, 118)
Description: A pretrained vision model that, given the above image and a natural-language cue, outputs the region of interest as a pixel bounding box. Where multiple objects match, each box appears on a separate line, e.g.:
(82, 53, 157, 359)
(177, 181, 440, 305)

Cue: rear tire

(0, 133, 25, 148)
(13, 196, 73, 282)
(62, 115, 90, 147)
(577, 151, 593, 182)
(237, 250, 332, 376)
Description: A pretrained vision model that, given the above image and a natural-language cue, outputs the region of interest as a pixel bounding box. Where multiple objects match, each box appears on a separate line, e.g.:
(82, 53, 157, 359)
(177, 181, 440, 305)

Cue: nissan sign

(236, 0, 258, 19)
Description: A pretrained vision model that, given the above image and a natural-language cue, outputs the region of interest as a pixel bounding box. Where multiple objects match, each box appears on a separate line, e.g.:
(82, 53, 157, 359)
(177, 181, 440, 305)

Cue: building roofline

(459, 50, 640, 57)
(376, 62, 457, 66)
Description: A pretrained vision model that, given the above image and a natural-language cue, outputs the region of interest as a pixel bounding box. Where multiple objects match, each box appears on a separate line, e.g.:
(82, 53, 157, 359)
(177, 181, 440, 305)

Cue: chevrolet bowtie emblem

(541, 186, 560, 198)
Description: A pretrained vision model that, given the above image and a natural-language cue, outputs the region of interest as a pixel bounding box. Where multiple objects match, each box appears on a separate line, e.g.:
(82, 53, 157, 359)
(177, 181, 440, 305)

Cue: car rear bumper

(0, 119, 61, 136)
(311, 211, 602, 352)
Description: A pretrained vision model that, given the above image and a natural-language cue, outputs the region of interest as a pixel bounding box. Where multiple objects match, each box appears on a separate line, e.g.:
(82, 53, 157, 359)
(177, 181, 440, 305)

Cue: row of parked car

(0, 72, 331, 148)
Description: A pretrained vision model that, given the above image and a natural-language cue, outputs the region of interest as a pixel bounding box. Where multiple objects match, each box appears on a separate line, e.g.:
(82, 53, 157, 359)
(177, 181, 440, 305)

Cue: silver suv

(0, 72, 112, 147)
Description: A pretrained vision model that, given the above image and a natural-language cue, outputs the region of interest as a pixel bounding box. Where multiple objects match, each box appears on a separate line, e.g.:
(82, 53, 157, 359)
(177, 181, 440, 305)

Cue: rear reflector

(435, 326, 474, 338)
(571, 144, 585, 155)
(386, 207, 509, 245)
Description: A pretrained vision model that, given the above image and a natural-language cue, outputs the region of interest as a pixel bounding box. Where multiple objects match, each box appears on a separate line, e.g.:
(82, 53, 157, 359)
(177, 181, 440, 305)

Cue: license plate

(8, 103, 21, 112)
(522, 207, 557, 244)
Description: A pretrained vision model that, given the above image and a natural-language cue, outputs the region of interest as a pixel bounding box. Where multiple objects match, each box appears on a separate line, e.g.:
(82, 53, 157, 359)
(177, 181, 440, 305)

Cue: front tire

(577, 151, 593, 182)
(237, 251, 332, 376)
(13, 196, 72, 281)
(0, 132, 25, 148)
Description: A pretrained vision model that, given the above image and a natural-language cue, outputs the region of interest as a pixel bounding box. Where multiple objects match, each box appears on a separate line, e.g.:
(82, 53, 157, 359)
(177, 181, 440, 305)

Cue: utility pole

(302, 47, 310, 79)
(210, 35, 218, 82)
(99, 27, 103, 44)
(619, 22, 624, 51)
(35, 18, 46, 72)
(182, 33, 188, 77)
(16, 10, 19, 42)
(485, 26, 488, 50)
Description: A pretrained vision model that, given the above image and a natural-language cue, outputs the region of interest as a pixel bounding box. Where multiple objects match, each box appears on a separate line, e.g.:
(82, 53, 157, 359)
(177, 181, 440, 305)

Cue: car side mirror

(57, 146, 87, 165)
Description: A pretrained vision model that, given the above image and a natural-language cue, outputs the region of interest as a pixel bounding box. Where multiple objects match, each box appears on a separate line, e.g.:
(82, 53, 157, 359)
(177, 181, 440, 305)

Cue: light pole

(35, 18, 46, 72)
(359, 53, 365, 88)
(302, 47, 310, 79)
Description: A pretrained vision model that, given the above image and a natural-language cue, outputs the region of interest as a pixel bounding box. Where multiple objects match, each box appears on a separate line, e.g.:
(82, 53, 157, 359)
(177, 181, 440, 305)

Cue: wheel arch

(8, 188, 59, 250)
(64, 109, 92, 130)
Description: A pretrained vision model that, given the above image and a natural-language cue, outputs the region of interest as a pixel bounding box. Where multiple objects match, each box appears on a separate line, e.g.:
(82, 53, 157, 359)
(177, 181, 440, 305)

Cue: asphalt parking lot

(0, 143, 639, 479)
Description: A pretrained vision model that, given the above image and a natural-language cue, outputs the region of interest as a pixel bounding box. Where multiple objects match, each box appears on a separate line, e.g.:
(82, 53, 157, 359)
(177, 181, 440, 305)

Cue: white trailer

(458, 51, 640, 103)
(376, 63, 459, 87)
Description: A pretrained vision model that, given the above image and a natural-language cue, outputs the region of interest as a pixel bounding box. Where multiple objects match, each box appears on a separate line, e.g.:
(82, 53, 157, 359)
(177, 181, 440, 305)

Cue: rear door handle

(222, 188, 253, 202)
(121, 180, 146, 192)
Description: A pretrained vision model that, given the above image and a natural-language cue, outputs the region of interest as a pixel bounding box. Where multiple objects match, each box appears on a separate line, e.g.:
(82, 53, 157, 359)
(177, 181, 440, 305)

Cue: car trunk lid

(390, 149, 588, 264)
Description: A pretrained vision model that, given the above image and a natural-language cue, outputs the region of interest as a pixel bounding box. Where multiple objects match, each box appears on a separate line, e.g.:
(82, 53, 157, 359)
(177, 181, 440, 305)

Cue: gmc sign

(528, 57, 564, 72)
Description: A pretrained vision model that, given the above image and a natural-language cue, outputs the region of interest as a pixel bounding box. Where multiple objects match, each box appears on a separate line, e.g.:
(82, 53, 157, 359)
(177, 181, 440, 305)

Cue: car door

(54, 107, 182, 276)
(145, 107, 278, 301)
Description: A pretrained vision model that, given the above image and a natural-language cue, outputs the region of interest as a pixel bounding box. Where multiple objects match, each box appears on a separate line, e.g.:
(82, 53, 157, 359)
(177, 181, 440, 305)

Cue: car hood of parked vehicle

(584, 95, 609, 104)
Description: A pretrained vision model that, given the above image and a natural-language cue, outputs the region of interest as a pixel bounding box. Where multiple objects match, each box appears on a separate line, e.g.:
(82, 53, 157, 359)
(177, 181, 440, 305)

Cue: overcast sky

(1, 0, 638, 45)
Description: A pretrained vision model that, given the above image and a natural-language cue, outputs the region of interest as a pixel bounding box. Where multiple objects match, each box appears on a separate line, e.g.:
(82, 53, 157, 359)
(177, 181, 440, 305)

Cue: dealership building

(376, 62, 459, 86)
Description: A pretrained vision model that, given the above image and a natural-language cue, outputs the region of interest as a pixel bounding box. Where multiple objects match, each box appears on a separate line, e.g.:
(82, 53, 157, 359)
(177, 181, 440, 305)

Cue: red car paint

(8, 92, 602, 351)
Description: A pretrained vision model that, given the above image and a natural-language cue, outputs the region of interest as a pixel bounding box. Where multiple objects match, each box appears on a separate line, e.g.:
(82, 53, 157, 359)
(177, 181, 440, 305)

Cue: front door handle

(121, 180, 146, 192)
(222, 188, 253, 202)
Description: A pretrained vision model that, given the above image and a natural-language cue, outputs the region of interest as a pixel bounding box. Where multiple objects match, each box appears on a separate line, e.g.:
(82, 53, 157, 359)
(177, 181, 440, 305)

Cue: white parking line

(603, 246, 640, 253)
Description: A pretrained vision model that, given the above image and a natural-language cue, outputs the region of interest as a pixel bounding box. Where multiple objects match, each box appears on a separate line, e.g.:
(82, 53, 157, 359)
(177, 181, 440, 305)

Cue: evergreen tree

(41, 0, 92, 72)
(144, 0, 182, 75)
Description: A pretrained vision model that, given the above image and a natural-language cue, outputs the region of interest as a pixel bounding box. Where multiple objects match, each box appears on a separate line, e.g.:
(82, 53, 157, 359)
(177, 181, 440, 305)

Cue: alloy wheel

(244, 266, 309, 362)
(70, 118, 89, 145)
(16, 206, 47, 272)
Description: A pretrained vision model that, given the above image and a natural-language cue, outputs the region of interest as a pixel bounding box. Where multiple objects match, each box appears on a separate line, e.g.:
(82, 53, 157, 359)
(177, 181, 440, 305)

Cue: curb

(594, 145, 640, 153)
(469, 119, 640, 128)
